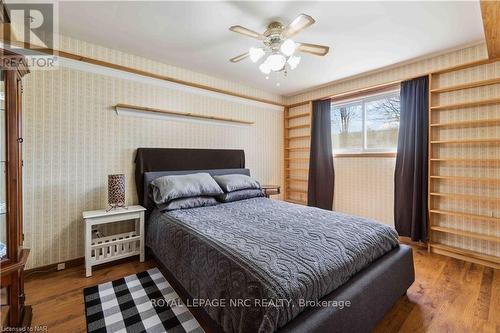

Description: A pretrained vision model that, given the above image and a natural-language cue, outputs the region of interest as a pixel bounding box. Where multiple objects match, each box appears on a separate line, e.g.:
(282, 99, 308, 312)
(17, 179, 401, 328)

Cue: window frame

(331, 89, 400, 156)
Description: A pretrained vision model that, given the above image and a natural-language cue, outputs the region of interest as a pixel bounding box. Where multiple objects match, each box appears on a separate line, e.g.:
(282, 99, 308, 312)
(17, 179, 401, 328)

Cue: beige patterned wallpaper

(22, 36, 284, 269)
(285, 43, 488, 105)
(284, 43, 490, 229)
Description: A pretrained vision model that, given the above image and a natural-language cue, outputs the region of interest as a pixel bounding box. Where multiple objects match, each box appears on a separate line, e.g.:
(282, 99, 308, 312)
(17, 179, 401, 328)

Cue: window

(331, 90, 400, 154)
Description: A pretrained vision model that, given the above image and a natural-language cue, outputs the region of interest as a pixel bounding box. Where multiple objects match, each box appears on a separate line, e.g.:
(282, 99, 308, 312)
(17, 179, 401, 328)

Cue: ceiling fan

(229, 14, 329, 76)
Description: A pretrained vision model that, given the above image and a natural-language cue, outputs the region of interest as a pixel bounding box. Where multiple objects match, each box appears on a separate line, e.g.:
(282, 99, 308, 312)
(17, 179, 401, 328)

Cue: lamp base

(106, 204, 128, 212)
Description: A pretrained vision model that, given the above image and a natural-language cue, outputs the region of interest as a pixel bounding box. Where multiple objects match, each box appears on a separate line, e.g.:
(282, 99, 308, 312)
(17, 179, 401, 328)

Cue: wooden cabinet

(0, 48, 31, 328)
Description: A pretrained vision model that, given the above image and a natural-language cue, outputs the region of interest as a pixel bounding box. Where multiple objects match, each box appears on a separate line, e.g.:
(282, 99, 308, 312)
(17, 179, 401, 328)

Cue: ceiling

(49, 1, 484, 95)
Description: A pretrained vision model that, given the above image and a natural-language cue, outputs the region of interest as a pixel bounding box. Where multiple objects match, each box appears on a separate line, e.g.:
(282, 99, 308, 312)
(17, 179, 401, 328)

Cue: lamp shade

(108, 174, 125, 207)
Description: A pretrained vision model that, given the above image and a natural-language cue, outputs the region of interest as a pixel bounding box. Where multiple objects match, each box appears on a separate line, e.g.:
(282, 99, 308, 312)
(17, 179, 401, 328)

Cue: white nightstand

(82, 205, 146, 277)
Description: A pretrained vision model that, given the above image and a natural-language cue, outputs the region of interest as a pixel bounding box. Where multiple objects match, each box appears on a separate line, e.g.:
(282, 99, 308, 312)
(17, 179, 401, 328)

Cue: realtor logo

(2, 2, 58, 69)
(4, 3, 54, 53)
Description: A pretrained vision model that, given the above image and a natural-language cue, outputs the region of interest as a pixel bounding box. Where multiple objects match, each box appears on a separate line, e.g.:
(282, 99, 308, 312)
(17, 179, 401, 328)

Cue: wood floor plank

(24, 249, 498, 332)
(26, 259, 156, 332)
(489, 269, 500, 328)
(387, 248, 447, 332)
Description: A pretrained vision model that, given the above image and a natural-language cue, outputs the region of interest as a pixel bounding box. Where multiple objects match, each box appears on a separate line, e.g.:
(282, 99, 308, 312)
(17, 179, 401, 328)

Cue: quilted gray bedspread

(146, 197, 399, 333)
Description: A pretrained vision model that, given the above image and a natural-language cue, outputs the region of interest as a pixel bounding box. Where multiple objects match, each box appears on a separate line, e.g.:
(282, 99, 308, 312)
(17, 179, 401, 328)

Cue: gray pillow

(160, 196, 219, 211)
(213, 174, 261, 192)
(218, 188, 264, 203)
(151, 173, 223, 205)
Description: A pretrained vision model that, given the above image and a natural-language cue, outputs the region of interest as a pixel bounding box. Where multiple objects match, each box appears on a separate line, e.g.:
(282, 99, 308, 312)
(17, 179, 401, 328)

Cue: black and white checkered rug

(83, 268, 203, 333)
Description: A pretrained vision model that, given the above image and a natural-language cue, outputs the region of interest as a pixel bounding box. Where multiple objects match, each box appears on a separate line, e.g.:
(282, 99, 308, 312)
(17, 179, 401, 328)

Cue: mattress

(146, 197, 399, 333)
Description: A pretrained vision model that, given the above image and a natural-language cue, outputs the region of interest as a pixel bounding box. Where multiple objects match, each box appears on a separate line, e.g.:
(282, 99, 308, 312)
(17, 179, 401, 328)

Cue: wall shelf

(430, 138, 500, 145)
(286, 124, 310, 130)
(430, 118, 500, 128)
(430, 158, 500, 166)
(285, 198, 307, 205)
(115, 103, 254, 126)
(283, 104, 312, 203)
(285, 157, 309, 161)
(430, 192, 500, 202)
(430, 98, 500, 111)
(430, 226, 499, 243)
(430, 175, 500, 184)
(286, 112, 310, 120)
(430, 243, 500, 269)
(285, 147, 310, 151)
(287, 188, 308, 194)
(285, 135, 311, 140)
(430, 77, 500, 93)
(428, 60, 500, 268)
(287, 178, 308, 183)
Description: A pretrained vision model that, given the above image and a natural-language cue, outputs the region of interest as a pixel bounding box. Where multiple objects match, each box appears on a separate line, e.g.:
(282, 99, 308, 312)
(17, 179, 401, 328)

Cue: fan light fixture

(249, 47, 265, 63)
(280, 39, 296, 56)
(259, 62, 271, 74)
(229, 14, 330, 79)
(266, 54, 286, 71)
(287, 56, 301, 70)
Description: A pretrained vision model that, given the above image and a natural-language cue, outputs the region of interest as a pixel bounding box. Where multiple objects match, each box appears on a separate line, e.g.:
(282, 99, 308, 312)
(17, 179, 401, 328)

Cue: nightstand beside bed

(82, 205, 145, 277)
(262, 185, 280, 198)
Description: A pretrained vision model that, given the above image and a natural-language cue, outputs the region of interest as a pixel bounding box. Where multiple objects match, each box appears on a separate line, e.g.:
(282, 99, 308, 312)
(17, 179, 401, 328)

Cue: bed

(135, 148, 415, 333)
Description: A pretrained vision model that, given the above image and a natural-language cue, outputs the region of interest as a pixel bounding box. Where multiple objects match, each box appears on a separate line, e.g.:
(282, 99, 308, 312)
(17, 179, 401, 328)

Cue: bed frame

(135, 148, 415, 333)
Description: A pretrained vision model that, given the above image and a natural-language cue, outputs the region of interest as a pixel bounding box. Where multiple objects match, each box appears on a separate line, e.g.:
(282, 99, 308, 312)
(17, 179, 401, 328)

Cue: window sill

(334, 152, 397, 158)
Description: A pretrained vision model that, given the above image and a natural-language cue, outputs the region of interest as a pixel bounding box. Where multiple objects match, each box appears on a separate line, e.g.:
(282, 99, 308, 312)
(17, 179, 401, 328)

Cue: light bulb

(249, 47, 265, 63)
(259, 62, 271, 74)
(280, 39, 296, 56)
(266, 54, 286, 71)
(287, 56, 301, 70)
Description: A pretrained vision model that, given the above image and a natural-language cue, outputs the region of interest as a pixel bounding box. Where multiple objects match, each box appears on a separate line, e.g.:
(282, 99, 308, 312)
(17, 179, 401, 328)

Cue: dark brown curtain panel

(394, 76, 429, 241)
(308, 99, 334, 210)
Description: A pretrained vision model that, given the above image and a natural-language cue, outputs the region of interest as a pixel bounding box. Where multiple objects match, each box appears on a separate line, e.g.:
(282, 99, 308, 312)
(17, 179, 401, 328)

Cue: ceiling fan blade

(230, 52, 249, 63)
(297, 43, 330, 56)
(229, 25, 264, 40)
(282, 14, 315, 38)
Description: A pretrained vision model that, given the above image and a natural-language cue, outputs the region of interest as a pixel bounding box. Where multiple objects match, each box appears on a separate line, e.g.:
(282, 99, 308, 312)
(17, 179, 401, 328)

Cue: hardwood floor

(25, 247, 499, 333)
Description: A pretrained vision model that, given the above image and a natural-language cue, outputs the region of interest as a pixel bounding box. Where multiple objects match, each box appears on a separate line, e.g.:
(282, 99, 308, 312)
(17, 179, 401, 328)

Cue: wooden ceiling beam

(480, 0, 500, 59)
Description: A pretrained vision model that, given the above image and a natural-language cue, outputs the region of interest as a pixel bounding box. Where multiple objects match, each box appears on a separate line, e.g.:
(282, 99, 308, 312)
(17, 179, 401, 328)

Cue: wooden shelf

(431, 59, 495, 75)
(430, 226, 499, 243)
(430, 243, 500, 269)
(285, 168, 309, 172)
(430, 158, 500, 166)
(287, 178, 308, 183)
(286, 135, 310, 140)
(285, 157, 309, 161)
(115, 104, 254, 125)
(430, 192, 500, 202)
(430, 118, 500, 128)
(430, 175, 500, 184)
(430, 209, 500, 223)
(285, 147, 310, 152)
(430, 98, 500, 111)
(428, 59, 500, 270)
(285, 198, 306, 205)
(286, 124, 310, 130)
(430, 138, 500, 145)
(287, 189, 307, 194)
(430, 78, 500, 93)
(286, 112, 310, 120)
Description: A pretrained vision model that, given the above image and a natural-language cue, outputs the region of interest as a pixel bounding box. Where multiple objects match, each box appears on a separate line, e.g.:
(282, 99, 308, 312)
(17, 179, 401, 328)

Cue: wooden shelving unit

(428, 59, 500, 269)
(283, 102, 312, 205)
